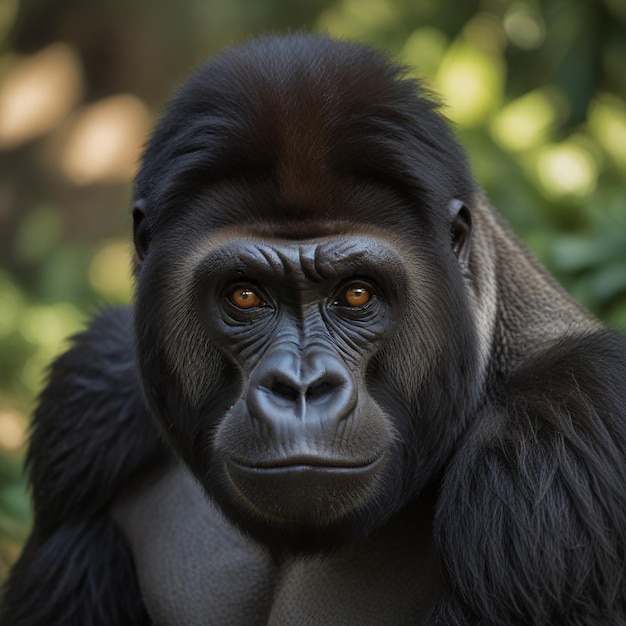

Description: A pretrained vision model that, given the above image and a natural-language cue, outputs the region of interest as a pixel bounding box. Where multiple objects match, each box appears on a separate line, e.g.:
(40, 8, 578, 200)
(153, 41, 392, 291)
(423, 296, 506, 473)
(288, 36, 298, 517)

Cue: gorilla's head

(132, 35, 481, 553)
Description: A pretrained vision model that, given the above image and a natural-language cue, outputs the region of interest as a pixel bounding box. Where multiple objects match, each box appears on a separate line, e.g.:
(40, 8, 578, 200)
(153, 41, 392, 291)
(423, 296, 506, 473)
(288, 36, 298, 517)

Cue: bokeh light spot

(61, 95, 152, 185)
(588, 94, 626, 172)
(0, 43, 82, 149)
(435, 41, 504, 127)
(403, 27, 448, 79)
(0, 409, 27, 452)
(19, 303, 82, 350)
(490, 88, 562, 151)
(537, 143, 597, 198)
(503, 3, 546, 50)
(88, 239, 132, 302)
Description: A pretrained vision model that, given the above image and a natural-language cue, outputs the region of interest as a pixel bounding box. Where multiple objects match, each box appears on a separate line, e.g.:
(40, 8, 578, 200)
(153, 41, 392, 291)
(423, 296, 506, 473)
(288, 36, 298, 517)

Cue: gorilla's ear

(449, 199, 472, 266)
(132, 199, 151, 263)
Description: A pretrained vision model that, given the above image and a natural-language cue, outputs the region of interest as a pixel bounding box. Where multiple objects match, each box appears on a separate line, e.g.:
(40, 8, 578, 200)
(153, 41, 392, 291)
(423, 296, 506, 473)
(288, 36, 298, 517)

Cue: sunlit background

(1, 0, 625, 578)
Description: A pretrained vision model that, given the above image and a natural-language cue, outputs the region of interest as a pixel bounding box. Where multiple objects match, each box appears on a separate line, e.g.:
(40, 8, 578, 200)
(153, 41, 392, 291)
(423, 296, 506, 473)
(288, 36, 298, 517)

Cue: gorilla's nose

(247, 350, 357, 426)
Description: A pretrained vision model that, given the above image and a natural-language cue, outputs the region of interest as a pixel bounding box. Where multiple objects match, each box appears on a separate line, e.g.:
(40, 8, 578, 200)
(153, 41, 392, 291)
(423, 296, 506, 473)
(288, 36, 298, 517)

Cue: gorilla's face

(198, 235, 401, 533)
(131, 35, 482, 553)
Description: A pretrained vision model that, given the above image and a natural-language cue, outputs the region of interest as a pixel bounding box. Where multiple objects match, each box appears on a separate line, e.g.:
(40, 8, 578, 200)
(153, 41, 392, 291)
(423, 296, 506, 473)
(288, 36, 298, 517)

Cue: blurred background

(1, 0, 625, 578)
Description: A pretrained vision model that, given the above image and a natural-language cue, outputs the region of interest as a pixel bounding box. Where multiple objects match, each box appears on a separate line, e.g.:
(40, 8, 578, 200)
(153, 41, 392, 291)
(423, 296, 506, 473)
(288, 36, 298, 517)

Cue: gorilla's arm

(432, 330, 626, 625)
(1, 307, 163, 626)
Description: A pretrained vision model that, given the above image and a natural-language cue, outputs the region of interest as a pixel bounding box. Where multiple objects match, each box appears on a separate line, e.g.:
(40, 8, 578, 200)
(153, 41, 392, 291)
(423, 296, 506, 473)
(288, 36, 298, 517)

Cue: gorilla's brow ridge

(195, 236, 408, 290)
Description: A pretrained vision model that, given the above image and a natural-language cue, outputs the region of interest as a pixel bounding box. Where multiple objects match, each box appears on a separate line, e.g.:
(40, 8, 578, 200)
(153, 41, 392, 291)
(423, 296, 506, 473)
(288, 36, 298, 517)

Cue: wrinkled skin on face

(204, 237, 400, 529)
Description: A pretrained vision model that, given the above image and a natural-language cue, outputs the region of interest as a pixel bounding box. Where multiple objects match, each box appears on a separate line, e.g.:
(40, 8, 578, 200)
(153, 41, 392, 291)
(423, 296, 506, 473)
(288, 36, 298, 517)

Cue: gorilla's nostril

(269, 381, 338, 402)
(305, 381, 334, 401)
(270, 381, 299, 402)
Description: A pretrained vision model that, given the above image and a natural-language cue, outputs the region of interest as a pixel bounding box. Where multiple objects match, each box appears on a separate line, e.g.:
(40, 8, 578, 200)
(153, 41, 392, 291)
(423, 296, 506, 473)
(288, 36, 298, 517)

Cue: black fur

(2, 35, 626, 625)
(1, 308, 162, 624)
(434, 331, 626, 624)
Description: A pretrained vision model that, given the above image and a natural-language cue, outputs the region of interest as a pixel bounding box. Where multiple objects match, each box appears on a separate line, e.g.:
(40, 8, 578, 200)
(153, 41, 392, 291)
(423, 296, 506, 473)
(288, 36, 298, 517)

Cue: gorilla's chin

(225, 455, 386, 527)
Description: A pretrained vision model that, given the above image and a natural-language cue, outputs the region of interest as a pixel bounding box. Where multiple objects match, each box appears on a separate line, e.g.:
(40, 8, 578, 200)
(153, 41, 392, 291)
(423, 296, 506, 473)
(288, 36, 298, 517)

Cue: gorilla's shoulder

(27, 306, 163, 528)
(505, 329, 626, 409)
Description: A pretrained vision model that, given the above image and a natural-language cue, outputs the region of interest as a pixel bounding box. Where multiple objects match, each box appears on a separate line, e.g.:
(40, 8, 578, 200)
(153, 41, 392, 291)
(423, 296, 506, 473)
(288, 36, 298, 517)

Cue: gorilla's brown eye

(341, 283, 373, 307)
(228, 287, 264, 309)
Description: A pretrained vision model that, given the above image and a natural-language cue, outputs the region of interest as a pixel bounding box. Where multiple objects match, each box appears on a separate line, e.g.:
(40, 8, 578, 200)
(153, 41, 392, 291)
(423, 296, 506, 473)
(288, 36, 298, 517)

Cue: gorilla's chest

(113, 464, 443, 625)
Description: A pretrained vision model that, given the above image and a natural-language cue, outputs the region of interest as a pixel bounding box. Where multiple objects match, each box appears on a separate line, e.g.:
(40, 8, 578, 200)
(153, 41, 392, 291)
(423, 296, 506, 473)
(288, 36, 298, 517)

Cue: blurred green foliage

(0, 0, 625, 579)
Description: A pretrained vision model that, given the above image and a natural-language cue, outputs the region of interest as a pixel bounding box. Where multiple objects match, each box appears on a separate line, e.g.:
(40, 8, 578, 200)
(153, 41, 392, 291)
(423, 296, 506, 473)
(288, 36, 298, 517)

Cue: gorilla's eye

(228, 286, 266, 310)
(336, 282, 373, 308)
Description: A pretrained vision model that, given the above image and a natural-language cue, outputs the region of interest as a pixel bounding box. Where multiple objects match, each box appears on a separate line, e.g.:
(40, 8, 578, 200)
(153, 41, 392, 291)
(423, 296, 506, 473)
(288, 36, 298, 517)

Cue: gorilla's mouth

(225, 454, 386, 525)
(230, 453, 384, 470)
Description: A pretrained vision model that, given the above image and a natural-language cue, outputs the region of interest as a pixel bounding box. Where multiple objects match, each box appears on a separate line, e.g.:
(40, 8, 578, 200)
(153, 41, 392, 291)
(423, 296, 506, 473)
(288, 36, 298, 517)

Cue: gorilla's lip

(226, 453, 386, 525)
(228, 452, 385, 473)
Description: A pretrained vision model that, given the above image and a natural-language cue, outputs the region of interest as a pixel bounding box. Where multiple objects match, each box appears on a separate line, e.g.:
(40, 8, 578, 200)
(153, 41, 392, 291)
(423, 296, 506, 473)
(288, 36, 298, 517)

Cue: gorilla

(2, 34, 626, 626)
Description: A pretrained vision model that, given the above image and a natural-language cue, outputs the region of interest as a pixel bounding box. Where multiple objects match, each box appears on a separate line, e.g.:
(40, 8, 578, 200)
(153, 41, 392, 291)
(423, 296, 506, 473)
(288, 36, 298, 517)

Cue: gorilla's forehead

(196, 234, 408, 285)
